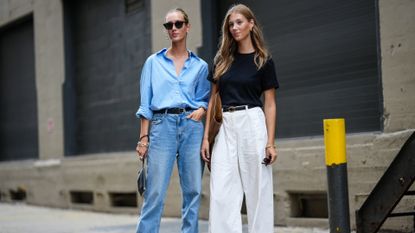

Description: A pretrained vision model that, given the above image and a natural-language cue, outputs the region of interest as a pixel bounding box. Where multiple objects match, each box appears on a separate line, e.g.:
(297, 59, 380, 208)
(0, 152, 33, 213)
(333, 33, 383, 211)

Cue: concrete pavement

(0, 202, 330, 233)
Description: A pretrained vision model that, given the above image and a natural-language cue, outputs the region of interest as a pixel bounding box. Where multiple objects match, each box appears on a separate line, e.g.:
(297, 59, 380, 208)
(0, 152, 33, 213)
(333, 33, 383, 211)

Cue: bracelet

(265, 144, 276, 149)
(139, 135, 149, 141)
(137, 141, 149, 147)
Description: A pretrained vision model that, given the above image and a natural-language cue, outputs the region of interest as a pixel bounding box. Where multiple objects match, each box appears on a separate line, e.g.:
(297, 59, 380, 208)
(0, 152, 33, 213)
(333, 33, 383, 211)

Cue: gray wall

(0, 0, 414, 231)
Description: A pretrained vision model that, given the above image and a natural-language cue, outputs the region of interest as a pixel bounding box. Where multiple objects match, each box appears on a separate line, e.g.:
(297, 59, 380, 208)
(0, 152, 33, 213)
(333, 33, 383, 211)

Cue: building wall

(274, 0, 415, 230)
(33, 0, 66, 160)
(0, 0, 65, 161)
(380, 0, 415, 133)
(273, 0, 415, 230)
(0, 0, 414, 231)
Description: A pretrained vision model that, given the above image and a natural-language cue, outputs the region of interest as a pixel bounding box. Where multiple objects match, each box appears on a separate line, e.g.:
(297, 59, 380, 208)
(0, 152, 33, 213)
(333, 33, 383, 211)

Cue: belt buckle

(179, 108, 186, 113)
(228, 106, 236, 112)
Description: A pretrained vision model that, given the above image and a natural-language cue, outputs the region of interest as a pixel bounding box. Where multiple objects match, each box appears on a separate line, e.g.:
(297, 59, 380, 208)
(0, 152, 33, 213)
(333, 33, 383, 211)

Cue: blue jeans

(136, 112, 204, 233)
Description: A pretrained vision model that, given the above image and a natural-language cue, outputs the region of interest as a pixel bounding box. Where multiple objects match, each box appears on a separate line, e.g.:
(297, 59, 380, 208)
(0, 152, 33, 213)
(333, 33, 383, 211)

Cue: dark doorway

(0, 16, 38, 161)
(63, 0, 150, 155)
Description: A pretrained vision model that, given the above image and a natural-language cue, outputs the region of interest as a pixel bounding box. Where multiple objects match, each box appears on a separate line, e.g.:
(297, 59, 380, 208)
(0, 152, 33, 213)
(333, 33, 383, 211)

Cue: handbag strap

(213, 83, 222, 120)
(212, 82, 219, 109)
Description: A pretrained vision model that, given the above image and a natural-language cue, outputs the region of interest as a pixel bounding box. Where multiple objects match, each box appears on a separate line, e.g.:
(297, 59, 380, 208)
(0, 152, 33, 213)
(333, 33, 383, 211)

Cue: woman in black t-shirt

(201, 4, 279, 233)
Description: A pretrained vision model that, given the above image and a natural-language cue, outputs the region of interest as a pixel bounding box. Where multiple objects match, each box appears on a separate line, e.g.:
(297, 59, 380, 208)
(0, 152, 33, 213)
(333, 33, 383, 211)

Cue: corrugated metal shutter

(238, 0, 382, 137)
(63, 0, 150, 155)
(0, 17, 38, 161)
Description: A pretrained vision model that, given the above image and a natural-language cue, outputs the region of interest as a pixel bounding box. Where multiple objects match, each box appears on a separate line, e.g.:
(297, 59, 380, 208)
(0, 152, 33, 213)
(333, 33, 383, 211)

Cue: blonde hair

(165, 8, 189, 24)
(213, 4, 269, 80)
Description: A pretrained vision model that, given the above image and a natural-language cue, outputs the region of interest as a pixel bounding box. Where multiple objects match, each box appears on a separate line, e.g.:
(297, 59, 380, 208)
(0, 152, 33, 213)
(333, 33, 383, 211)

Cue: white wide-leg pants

(209, 107, 274, 233)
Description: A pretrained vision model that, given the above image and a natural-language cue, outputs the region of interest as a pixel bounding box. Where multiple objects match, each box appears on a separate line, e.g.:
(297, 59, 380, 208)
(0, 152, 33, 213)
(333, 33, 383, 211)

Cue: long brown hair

(213, 4, 269, 80)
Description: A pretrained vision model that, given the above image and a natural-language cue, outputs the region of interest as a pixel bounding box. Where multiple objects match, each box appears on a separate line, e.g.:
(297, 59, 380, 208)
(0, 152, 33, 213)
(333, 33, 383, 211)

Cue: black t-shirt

(208, 52, 279, 107)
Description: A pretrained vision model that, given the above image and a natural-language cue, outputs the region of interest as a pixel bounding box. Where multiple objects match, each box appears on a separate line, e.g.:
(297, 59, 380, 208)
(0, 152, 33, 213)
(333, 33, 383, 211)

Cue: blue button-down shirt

(136, 48, 210, 119)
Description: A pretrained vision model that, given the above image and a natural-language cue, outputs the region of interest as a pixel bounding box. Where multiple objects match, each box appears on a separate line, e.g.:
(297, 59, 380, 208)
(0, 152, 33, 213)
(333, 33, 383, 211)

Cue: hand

(187, 108, 205, 121)
(136, 139, 149, 160)
(200, 138, 210, 163)
(265, 146, 277, 165)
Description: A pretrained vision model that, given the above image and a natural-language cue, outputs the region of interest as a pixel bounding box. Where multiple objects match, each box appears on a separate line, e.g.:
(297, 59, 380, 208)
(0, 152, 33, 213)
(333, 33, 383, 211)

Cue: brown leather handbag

(207, 89, 223, 153)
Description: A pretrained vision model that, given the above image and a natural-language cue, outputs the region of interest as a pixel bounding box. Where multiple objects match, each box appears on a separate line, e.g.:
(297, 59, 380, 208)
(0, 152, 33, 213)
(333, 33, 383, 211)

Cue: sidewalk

(0, 202, 329, 233)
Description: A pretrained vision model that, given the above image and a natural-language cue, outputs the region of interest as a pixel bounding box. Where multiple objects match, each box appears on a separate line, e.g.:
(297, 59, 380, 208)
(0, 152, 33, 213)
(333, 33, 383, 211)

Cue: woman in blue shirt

(135, 8, 210, 233)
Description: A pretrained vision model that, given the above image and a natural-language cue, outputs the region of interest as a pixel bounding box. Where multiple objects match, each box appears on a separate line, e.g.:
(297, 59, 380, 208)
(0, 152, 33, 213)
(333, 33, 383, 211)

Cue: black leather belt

(222, 105, 256, 112)
(153, 107, 193, 114)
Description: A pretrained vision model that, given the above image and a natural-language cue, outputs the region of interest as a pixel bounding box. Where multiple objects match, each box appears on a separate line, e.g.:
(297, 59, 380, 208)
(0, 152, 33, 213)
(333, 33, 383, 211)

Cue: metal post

(324, 119, 351, 233)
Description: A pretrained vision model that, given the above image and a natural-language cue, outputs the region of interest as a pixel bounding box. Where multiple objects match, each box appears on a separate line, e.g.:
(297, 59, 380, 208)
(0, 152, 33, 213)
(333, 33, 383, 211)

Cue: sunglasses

(163, 21, 185, 30)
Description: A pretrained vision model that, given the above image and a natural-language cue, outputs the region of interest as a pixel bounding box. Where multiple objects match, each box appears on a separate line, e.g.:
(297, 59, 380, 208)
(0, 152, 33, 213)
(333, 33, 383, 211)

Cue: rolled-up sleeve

(194, 63, 210, 109)
(136, 58, 153, 119)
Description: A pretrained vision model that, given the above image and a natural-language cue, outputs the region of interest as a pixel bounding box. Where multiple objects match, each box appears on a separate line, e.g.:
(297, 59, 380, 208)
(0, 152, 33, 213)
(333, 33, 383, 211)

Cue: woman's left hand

(187, 107, 205, 121)
(266, 146, 278, 164)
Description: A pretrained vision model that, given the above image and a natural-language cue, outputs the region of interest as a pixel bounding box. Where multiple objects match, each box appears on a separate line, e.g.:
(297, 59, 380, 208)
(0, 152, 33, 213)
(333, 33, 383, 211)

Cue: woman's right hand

(200, 138, 210, 163)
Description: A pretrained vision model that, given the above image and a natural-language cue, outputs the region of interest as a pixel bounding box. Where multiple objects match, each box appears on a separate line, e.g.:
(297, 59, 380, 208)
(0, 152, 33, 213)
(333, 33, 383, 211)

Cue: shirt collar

(156, 48, 200, 61)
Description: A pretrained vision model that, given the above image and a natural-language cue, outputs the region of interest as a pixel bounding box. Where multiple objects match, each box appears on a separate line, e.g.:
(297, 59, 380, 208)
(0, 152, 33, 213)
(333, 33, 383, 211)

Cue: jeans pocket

(151, 116, 163, 125)
(188, 117, 201, 123)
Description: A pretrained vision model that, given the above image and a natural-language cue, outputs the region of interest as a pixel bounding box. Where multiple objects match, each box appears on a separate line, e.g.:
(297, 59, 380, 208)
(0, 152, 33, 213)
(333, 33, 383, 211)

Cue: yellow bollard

(324, 119, 346, 166)
(324, 119, 350, 233)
